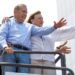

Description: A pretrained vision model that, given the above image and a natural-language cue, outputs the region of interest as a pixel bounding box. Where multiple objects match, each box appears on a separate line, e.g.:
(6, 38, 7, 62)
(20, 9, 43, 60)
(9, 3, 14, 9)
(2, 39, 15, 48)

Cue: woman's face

(32, 13, 44, 27)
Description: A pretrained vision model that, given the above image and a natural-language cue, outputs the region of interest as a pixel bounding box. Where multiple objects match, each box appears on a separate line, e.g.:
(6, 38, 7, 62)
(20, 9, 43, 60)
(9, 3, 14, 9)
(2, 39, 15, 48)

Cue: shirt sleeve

(31, 25, 56, 36)
(0, 22, 9, 48)
(51, 26, 75, 41)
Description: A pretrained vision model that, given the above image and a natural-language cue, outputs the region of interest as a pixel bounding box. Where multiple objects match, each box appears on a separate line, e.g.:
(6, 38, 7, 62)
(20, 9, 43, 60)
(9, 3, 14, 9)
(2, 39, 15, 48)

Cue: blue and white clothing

(31, 26, 75, 61)
(0, 17, 56, 49)
(0, 17, 56, 73)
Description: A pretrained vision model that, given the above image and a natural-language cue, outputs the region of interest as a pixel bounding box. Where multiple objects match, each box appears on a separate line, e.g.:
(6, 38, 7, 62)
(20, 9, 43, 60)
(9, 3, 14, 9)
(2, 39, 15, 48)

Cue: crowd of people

(0, 3, 75, 75)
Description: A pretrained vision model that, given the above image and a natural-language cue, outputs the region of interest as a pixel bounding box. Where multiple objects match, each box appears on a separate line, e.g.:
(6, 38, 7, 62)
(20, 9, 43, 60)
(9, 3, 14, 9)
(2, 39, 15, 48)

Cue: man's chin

(19, 19, 25, 23)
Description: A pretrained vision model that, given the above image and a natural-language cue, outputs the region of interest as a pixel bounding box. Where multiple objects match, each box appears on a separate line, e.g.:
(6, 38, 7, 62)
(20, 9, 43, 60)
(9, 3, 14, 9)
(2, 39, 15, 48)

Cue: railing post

(60, 54, 66, 75)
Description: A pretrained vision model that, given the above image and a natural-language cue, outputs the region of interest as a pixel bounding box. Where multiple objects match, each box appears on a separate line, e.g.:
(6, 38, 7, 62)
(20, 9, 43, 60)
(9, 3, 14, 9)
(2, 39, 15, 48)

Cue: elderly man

(0, 4, 66, 74)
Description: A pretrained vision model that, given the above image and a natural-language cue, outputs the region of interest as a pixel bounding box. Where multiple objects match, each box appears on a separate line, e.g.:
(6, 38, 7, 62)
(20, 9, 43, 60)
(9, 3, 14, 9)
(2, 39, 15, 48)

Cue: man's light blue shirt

(0, 17, 56, 49)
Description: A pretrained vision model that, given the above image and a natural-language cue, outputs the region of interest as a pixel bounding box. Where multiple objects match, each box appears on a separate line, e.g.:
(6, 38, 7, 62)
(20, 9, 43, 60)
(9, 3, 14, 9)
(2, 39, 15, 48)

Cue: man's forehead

(19, 6, 27, 12)
(20, 5, 27, 9)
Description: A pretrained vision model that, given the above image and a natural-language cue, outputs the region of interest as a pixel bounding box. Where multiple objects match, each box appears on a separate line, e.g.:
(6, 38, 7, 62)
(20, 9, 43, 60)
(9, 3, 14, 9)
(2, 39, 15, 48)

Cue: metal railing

(10, 50, 74, 75)
(0, 50, 74, 75)
(0, 62, 74, 75)
(55, 53, 66, 75)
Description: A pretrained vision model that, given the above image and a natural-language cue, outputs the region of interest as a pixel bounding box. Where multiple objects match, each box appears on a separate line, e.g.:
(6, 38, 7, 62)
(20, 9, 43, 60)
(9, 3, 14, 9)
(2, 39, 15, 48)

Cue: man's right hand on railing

(4, 46, 14, 54)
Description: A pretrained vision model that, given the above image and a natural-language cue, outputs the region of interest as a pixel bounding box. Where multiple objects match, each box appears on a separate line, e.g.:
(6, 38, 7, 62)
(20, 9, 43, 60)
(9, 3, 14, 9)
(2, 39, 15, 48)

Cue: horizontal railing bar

(0, 62, 74, 75)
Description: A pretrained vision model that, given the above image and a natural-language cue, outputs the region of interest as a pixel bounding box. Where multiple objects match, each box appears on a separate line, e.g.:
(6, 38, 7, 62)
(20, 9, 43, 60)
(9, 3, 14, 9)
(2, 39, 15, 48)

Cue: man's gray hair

(14, 4, 26, 11)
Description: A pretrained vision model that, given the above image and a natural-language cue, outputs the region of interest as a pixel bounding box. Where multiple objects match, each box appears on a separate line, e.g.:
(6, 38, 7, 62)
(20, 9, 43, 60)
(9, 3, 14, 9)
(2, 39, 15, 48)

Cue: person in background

(0, 4, 66, 74)
(27, 11, 75, 75)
